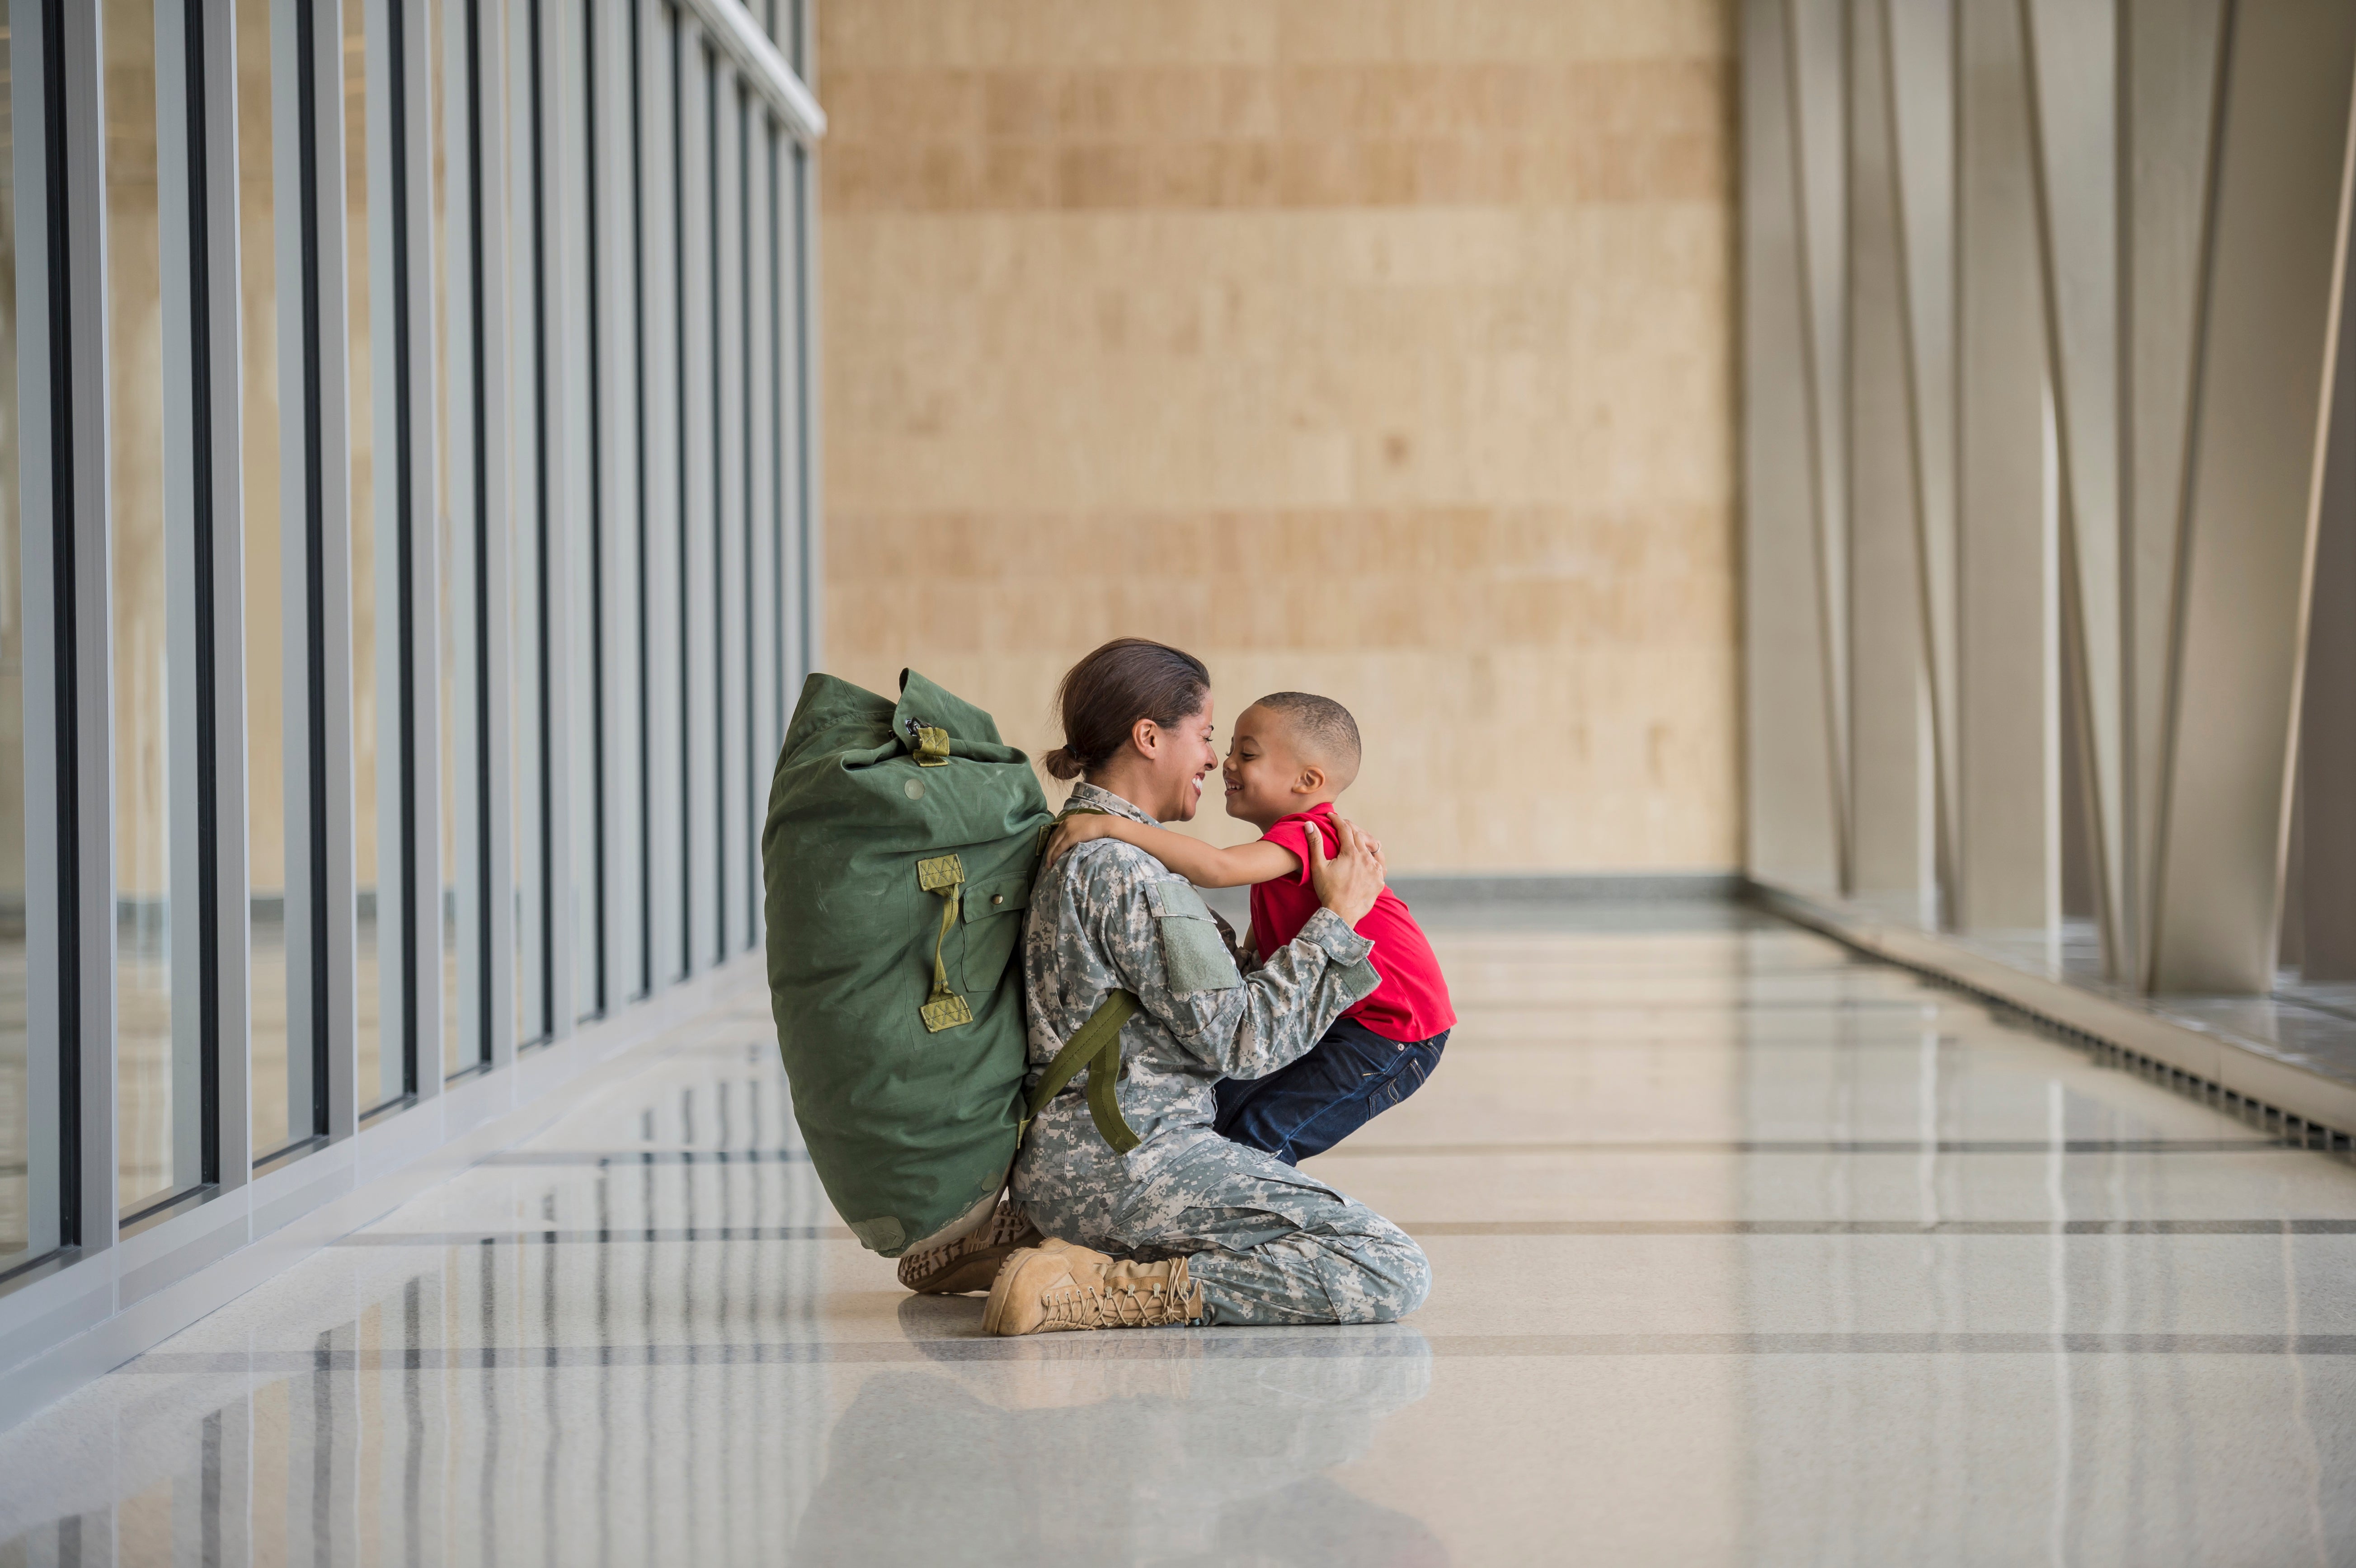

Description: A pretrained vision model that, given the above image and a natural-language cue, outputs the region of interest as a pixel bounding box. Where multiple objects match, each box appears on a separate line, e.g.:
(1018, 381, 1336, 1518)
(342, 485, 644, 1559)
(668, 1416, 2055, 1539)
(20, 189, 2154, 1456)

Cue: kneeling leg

(1114, 1138, 1430, 1326)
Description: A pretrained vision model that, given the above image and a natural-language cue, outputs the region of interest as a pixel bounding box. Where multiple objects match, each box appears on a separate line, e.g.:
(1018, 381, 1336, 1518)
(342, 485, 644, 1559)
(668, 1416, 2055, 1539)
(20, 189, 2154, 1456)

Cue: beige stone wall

(819, 0, 1741, 872)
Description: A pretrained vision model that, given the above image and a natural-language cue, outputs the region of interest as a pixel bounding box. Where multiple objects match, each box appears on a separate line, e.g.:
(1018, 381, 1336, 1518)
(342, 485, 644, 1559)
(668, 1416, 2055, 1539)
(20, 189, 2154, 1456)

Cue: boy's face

(1222, 705, 1322, 830)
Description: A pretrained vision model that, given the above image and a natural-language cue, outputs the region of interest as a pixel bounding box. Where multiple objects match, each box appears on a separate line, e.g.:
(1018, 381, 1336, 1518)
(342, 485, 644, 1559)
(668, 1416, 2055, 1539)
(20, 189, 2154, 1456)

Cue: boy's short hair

(1252, 692, 1362, 789)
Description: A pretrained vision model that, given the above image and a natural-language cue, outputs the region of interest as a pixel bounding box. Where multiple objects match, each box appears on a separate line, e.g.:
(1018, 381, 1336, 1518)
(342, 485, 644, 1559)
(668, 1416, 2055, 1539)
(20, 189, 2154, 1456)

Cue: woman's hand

(1040, 812, 1116, 871)
(1307, 813, 1387, 928)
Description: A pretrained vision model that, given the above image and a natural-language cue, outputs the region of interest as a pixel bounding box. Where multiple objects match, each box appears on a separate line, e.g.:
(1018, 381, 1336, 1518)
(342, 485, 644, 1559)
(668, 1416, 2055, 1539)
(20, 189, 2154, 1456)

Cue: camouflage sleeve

(1073, 846, 1382, 1080)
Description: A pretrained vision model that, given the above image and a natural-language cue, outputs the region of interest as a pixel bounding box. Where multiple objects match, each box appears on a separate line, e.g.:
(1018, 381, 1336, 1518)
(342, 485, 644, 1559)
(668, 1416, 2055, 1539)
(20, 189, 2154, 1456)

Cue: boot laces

(1041, 1259, 1194, 1329)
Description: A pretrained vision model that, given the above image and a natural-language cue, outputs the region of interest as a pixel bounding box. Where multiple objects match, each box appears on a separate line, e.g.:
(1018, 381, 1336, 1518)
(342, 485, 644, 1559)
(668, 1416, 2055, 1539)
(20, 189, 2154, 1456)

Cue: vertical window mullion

(428, 0, 467, 1085)
(597, 0, 645, 1006)
(345, 0, 383, 1113)
(395, 0, 444, 1101)
(506, 0, 549, 1047)
(508, 0, 537, 1045)
(350, 0, 438, 1112)
(280, 0, 360, 1147)
(466, 0, 517, 1071)
(559, 0, 597, 1025)
(520, 0, 577, 1042)
(744, 110, 775, 953)
(440, 0, 486, 1078)
(677, 23, 713, 977)
(152, 0, 234, 1207)
(772, 126, 800, 711)
(712, 72, 742, 962)
(355, 0, 408, 1114)
(793, 137, 818, 682)
(103, 0, 184, 1220)
(190, 0, 253, 1188)
(641, 0, 682, 990)
(20, 0, 113, 1252)
(240, 0, 292, 1161)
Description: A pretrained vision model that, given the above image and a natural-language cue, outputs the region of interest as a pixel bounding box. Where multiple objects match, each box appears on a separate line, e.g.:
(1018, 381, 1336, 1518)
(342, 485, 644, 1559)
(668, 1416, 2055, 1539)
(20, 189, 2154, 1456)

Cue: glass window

(562, 0, 599, 1022)
(646, 1, 685, 988)
(682, 41, 715, 976)
(242, 0, 295, 1159)
(713, 79, 741, 963)
(610, 0, 645, 1004)
(105, 0, 185, 1213)
(345, 0, 400, 1109)
(744, 114, 774, 956)
(763, 125, 782, 742)
(510, 0, 548, 1046)
(0, 4, 33, 1262)
(790, 140, 812, 683)
(773, 132, 798, 714)
(432, 0, 464, 1075)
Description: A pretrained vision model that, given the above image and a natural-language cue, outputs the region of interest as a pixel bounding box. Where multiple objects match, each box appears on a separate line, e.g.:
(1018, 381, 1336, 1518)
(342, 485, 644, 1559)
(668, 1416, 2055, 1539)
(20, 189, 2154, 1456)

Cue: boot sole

(900, 1241, 1024, 1297)
(897, 1215, 1044, 1295)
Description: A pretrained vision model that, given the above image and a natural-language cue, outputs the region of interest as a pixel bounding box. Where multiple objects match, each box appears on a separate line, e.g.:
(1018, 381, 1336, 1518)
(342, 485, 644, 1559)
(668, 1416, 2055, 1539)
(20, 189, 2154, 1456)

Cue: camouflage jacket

(1014, 783, 1382, 1197)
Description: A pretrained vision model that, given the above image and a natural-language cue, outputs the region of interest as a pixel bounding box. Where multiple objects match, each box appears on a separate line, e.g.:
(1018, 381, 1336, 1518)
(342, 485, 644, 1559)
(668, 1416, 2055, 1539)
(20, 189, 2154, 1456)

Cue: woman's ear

(1130, 716, 1162, 760)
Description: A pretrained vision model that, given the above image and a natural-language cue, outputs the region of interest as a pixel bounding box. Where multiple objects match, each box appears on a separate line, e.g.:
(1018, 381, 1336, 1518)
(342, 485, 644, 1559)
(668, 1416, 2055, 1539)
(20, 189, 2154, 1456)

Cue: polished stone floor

(4, 900, 2356, 1565)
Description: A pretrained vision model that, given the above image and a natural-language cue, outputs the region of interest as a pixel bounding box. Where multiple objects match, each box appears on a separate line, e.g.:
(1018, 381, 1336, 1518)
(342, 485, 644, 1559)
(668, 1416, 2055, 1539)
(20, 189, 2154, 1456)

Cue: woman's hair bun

(1048, 639, 1211, 785)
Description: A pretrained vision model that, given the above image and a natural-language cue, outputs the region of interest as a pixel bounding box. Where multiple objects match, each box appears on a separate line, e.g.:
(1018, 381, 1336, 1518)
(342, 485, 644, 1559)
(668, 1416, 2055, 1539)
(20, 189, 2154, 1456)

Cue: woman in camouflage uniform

(977, 638, 1431, 1336)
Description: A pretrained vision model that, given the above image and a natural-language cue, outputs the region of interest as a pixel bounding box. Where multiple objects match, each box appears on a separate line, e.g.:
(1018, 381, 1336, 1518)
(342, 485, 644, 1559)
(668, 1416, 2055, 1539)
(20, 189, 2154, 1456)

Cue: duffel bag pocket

(959, 874, 1031, 994)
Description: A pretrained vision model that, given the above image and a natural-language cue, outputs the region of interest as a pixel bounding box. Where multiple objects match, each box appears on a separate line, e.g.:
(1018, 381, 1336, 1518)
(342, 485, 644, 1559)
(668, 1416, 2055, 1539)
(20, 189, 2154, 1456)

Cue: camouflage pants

(1019, 1132, 1430, 1327)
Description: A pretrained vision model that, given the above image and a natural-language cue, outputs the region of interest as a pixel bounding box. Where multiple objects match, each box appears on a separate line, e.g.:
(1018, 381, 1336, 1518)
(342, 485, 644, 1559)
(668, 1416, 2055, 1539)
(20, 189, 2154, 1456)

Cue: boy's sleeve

(1257, 819, 1316, 886)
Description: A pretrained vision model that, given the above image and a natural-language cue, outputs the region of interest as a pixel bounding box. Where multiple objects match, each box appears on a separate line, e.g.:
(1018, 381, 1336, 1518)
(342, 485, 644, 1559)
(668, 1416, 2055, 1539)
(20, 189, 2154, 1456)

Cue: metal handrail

(679, 0, 828, 141)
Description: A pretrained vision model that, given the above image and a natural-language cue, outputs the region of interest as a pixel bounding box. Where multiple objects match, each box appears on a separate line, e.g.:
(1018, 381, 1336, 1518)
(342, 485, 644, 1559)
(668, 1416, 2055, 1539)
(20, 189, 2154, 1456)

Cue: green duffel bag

(762, 668, 1138, 1258)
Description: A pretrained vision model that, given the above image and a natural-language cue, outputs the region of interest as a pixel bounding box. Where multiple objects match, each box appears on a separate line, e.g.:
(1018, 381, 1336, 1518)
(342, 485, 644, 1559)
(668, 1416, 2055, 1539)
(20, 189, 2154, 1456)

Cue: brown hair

(1043, 638, 1212, 781)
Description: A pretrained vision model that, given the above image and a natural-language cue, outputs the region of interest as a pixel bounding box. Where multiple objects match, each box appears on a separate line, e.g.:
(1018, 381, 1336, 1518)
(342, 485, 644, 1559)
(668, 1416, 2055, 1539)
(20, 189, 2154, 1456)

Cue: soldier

(978, 637, 1430, 1334)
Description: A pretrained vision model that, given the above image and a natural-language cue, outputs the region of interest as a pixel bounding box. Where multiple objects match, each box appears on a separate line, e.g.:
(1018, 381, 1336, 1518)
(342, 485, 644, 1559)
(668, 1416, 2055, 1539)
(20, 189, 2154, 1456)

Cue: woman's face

(1137, 699, 1220, 822)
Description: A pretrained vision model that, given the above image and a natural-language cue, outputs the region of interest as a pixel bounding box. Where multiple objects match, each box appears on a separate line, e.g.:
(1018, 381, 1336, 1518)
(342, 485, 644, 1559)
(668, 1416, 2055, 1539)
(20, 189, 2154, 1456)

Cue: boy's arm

(1107, 821, 1299, 887)
(1044, 814, 1301, 887)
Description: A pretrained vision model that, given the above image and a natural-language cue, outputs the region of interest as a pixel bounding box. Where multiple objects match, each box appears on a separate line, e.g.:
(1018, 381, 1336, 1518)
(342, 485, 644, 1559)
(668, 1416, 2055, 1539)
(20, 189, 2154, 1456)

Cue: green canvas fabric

(762, 669, 1053, 1256)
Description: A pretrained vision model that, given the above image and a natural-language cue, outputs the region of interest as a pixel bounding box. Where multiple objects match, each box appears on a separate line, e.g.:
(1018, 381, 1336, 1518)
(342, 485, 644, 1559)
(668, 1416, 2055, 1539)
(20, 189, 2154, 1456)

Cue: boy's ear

(1292, 763, 1326, 797)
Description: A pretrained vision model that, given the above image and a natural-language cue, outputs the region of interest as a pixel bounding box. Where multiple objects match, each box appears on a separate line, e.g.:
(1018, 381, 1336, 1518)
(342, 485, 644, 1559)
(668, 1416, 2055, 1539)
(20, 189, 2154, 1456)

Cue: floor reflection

(0, 1290, 1434, 1568)
(791, 1299, 1439, 1567)
(0, 1275, 837, 1568)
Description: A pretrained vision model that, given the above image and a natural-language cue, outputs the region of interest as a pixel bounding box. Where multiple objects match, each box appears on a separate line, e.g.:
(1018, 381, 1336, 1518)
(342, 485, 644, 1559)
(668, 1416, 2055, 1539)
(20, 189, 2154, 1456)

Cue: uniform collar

(1066, 780, 1159, 828)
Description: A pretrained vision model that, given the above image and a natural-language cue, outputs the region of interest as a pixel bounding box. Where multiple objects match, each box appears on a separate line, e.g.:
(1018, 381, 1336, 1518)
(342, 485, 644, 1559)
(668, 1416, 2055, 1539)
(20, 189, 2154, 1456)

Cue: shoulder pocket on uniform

(1144, 879, 1241, 995)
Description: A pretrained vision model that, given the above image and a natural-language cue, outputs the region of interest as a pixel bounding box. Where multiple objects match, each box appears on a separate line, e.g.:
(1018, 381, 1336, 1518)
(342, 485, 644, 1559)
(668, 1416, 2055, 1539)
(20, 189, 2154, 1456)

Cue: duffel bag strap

(1017, 990, 1141, 1154)
(1035, 802, 1116, 858)
(917, 854, 972, 1032)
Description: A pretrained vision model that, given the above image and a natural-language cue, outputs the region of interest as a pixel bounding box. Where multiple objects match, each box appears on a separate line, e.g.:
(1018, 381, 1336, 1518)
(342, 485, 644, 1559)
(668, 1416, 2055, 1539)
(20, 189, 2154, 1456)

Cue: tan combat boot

(979, 1238, 1204, 1336)
(896, 1199, 1044, 1296)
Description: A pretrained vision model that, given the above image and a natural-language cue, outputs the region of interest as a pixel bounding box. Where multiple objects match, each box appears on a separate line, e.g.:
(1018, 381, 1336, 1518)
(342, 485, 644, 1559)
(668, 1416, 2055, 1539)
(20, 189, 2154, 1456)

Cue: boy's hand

(1307, 812, 1386, 928)
(1040, 812, 1116, 871)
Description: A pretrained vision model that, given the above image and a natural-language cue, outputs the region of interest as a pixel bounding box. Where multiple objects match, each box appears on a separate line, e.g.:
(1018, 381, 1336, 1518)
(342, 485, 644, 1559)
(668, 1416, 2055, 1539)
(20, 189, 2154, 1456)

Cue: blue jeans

(1213, 1016, 1448, 1166)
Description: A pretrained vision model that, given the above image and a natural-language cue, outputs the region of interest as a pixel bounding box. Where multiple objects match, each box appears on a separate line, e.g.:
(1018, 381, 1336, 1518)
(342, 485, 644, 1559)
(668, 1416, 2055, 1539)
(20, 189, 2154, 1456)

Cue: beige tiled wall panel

(822, 0, 1739, 872)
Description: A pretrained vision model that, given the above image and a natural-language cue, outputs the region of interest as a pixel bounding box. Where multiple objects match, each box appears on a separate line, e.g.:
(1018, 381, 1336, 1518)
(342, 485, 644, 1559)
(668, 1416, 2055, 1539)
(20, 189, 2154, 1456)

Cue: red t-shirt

(1250, 803, 1455, 1044)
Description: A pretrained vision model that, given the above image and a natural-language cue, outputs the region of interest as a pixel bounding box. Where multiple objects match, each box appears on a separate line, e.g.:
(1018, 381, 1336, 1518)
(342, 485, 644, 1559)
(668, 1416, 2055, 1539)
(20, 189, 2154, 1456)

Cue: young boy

(1042, 691, 1453, 1164)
